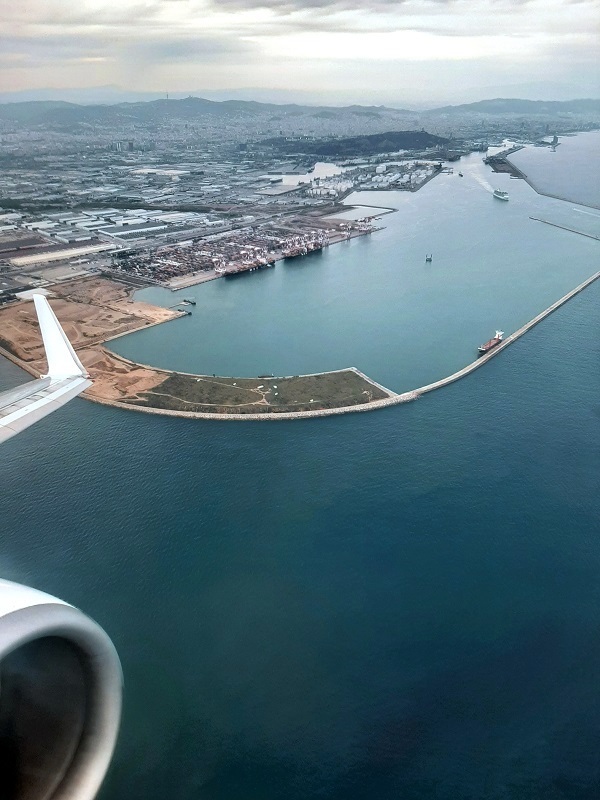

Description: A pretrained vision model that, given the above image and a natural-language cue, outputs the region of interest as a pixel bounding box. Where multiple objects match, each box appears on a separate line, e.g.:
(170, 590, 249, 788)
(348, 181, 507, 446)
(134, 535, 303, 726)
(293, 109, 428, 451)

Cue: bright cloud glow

(255, 30, 550, 62)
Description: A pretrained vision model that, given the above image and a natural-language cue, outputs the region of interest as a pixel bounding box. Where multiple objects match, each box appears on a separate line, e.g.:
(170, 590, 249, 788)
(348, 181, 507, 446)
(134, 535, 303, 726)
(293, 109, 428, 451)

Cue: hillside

(427, 98, 600, 115)
(267, 130, 448, 157)
(0, 97, 412, 127)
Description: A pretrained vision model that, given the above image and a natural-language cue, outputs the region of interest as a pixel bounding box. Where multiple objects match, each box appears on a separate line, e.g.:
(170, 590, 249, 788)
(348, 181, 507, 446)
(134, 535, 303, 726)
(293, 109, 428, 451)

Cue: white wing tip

(32, 294, 89, 380)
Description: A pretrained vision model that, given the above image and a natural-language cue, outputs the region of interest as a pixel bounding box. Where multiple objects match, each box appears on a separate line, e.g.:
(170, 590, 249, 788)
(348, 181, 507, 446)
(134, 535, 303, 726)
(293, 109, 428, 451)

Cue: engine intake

(0, 580, 122, 800)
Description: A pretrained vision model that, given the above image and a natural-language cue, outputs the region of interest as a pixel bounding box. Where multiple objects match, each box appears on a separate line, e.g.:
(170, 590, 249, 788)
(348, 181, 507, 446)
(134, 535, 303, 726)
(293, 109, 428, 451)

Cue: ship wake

(472, 173, 494, 193)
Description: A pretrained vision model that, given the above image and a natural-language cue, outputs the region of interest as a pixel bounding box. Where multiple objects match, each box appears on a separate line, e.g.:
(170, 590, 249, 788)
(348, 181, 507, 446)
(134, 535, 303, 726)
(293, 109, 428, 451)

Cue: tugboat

(493, 189, 509, 201)
(425, 254, 433, 262)
(478, 330, 504, 355)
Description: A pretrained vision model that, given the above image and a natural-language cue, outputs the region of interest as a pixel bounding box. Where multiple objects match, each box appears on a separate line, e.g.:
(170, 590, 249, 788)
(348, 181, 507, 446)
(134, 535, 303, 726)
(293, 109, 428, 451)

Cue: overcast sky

(2, 0, 599, 104)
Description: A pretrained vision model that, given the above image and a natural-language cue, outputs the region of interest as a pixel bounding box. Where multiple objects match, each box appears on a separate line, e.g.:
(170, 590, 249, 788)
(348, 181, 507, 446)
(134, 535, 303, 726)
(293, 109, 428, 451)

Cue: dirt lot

(0, 277, 180, 368)
(82, 348, 165, 402)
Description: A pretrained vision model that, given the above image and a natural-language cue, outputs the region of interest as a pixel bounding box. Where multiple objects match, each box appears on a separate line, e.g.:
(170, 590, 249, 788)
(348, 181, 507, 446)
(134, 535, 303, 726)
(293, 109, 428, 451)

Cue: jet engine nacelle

(0, 579, 122, 800)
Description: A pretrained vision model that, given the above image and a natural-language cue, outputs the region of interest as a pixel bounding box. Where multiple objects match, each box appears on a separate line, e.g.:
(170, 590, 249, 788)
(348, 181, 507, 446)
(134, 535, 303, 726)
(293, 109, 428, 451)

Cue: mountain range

(0, 97, 598, 127)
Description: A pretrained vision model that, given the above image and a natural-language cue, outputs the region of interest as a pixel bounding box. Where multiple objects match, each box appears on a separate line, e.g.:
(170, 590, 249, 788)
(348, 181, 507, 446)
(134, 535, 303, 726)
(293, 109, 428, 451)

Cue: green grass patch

(127, 369, 390, 415)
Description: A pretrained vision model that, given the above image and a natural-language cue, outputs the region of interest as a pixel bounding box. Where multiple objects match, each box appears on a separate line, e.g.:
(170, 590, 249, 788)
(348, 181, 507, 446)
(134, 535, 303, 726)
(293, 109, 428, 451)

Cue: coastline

(3, 267, 598, 421)
(3, 151, 599, 423)
(85, 267, 600, 421)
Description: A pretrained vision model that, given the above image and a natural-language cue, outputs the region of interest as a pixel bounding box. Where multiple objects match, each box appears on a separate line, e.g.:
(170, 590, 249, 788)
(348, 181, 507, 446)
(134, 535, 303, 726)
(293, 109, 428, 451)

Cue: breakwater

(407, 267, 600, 401)
(529, 217, 600, 241)
(88, 269, 600, 421)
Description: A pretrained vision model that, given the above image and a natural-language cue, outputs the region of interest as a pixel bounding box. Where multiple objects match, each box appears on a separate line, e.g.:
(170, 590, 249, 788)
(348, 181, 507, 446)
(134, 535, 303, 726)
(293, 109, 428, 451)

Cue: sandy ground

(82, 348, 164, 401)
(0, 277, 181, 389)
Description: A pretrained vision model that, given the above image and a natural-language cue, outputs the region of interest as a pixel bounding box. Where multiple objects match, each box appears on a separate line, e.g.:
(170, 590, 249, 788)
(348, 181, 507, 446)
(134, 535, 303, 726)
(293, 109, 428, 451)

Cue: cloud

(6, 0, 600, 39)
(1, 0, 598, 97)
(2, 2, 165, 31)
(125, 35, 256, 65)
(212, 0, 414, 8)
(0, 34, 107, 68)
(2, 1, 255, 68)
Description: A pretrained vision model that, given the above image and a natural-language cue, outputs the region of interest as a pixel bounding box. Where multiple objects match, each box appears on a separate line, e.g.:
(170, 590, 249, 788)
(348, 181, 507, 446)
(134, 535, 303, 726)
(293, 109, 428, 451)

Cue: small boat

(493, 189, 509, 201)
(425, 254, 432, 262)
(458, 172, 464, 177)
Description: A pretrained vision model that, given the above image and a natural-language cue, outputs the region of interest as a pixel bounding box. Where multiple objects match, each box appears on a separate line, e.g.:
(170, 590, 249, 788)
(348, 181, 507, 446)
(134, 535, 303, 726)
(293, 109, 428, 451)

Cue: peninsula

(1, 268, 599, 421)
(0, 277, 395, 416)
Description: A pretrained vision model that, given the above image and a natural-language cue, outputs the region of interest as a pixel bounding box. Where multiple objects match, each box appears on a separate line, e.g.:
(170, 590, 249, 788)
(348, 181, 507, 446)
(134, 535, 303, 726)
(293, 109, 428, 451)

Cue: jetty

(80, 268, 600, 421)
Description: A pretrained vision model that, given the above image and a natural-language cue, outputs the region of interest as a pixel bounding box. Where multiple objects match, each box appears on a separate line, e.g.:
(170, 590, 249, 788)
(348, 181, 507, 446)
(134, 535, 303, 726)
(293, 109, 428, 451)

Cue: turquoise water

(1, 135, 599, 800)
(110, 148, 599, 393)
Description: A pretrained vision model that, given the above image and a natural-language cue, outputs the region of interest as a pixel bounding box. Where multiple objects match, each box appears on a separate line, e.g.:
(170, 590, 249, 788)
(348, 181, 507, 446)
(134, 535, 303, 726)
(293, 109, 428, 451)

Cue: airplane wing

(0, 295, 92, 443)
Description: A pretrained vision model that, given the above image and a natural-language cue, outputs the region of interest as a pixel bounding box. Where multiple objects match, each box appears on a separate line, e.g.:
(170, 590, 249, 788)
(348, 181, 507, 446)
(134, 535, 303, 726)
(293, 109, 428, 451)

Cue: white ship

(493, 189, 509, 201)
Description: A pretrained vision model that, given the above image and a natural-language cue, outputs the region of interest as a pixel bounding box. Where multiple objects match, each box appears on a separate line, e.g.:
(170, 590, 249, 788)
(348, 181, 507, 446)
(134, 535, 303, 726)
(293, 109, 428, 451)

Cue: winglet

(33, 294, 88, 379)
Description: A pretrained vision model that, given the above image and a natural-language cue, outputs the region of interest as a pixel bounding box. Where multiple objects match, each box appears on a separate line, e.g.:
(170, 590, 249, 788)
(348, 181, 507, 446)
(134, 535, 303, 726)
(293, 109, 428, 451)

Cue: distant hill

(0, 97, 412, 127)
(0, 96, 597, 129)
(0, 100, 79, 124)
(427, 98, 600, 115)
(267, 131, 448, 157)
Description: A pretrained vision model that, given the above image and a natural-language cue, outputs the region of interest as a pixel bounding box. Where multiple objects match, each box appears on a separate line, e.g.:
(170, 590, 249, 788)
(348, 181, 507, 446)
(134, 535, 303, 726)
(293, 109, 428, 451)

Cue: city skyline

(2, 0, 599, 105)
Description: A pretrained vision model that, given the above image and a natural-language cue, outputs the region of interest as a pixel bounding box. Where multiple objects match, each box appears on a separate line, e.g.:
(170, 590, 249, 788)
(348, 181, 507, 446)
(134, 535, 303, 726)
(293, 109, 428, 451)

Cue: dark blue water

(1, 279, 599, 799)
(2, 133, 600, 798)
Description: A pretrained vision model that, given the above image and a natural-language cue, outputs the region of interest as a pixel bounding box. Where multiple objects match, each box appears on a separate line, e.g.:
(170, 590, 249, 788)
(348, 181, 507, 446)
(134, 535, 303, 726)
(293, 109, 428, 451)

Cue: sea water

(110, 145, 599, 394)
(1, 134, 599, 800)
(509, 130, 600, 209)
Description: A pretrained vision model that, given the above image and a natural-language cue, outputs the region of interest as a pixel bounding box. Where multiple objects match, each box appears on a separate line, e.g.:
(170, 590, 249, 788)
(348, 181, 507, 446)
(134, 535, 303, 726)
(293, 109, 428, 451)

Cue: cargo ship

(478, 330, 504, 355)
(224, 261, 275, 277)
(493, 189, 509, 201)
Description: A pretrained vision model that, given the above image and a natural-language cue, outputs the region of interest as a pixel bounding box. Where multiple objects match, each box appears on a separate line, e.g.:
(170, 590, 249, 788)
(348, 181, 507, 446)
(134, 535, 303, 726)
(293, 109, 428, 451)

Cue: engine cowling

(0, 580, 122, 800)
